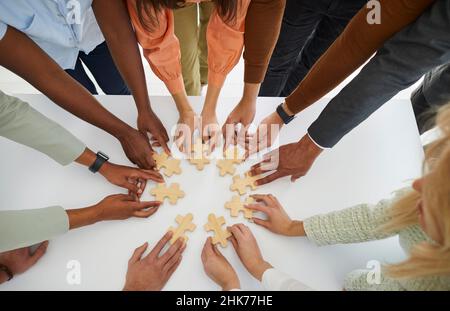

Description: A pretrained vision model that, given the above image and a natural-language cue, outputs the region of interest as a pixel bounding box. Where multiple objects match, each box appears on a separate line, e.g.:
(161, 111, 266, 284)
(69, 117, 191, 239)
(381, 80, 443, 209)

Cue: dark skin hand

(0, 26, 157, 169)
(92, 0, 171, 155)
(249, 134, 323, 185)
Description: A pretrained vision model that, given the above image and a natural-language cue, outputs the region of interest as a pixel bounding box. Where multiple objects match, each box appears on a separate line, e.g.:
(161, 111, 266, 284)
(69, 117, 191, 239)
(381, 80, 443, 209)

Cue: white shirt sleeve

(0, 21, 7, 40)
(261, 268, 315, 291)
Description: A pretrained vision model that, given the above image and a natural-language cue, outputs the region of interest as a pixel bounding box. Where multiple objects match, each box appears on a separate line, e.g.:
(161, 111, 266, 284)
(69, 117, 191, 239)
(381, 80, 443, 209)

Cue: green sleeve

(0, 206, 69, 252)
(303, 191, 407, 246)
(0, 91, 86, 166)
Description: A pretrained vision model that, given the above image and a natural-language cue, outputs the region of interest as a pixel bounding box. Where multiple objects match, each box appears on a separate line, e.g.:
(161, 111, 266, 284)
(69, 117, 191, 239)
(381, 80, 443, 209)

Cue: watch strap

(276, 103, 295, 125)
(89, 152, 109, 173)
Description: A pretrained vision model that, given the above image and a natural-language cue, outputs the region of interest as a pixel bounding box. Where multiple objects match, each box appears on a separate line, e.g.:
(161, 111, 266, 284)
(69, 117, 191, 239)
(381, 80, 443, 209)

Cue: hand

(222, 97, 256, 151)
(93, 194, 161, 221)
(118, 129, 156, 169)
(200, 111, 220, 153)
(123, 232, 186, 291)
(228, 224, 272, 281)
(0, 242, 49, 282)
(245, 111, 284, 158)
(246, 194, 305, 236)
(99, 162, 164, 197)
(249, 134, 323, 186)
(201, 237, 240, 290)
(137, 109, 171, 155)
(174, 109, 198, 154)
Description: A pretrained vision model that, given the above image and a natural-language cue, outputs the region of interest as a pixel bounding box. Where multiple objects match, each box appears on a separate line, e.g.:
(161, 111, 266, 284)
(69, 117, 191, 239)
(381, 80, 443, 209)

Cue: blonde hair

(382, 103, 450, 279)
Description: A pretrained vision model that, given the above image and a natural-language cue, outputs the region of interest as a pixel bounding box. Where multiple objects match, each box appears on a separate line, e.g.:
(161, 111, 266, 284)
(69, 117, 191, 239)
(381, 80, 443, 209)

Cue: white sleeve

(261, 268, 315, 291)
(0, 21, 7, 40)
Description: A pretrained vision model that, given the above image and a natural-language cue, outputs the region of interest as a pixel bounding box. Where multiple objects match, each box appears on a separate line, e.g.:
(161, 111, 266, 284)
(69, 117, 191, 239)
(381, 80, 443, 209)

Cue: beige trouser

(174, 2, 214, 96)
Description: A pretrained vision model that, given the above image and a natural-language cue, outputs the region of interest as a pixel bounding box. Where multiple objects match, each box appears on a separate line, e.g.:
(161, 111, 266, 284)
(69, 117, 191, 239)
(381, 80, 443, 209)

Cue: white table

(0, 95, 424, 291)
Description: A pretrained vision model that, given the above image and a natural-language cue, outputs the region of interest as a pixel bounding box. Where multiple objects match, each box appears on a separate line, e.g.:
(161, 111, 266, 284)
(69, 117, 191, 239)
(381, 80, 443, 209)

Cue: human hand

(137, 109, 171, 155)
(200, 111, 220, 153)
(228, 224, 272, 281)
(93, 194, 161, 221)
(123, 232, 186, 291)
(245, 111, 284, 158)
(201, 237, 240, 290)
(117, 128, 156, 169)
(246, 194, 305, 236)
(249, 135, 323, 186)
(99, 162, 164, 197)
(222, 97, 256, 151)
(174, 109, 198, 154)
(0, 242, 49, 282)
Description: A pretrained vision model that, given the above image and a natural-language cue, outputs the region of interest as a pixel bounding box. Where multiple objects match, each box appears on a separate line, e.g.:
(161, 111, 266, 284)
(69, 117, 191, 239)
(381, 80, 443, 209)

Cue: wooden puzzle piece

(204, 213, 231, 248)
(230, 173, 259, 195)
(189, 139, 210, 170)
(225, 196, 254, 219)
(216, 147, 243, 176)
(168, 213, 196, 244)
(150, 183, 185, 205)
(152, 152, 181, 177)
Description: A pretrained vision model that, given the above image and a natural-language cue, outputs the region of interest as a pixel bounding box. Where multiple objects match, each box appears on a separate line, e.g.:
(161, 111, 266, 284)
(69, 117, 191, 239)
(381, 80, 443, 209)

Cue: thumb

(290, 173, 303, 183)
(28, 241, 49, 265)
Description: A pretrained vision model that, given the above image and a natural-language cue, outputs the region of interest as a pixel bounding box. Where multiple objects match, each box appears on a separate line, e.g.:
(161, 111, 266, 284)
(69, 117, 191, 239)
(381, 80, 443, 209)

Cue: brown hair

(135, 0, 238, 31)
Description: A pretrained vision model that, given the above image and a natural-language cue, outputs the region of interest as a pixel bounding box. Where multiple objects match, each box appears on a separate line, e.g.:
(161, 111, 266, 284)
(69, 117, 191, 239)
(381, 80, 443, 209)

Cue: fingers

(157, 135, 172, 156)
(248, 158, 273, 177)
(245, 203, 270, 214)
(163, 242, 186, 274)
(255, 171, 284, 186)
(138, 169, 164, 183)
(165, 255, 183, 280)
(252, 218, 270, 229)
(133, 207, 159, 218)
(129, 242, 149, 264)
(159, 238, 184, 265)
(249, 194, 274, 207)
(148, 231, 172, 258)
(228, 224, 244, 242)
(28, 241, 49, 265)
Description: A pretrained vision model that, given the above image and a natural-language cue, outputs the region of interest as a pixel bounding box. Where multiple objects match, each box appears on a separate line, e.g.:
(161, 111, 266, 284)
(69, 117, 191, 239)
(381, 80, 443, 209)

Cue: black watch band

(89, 151, 109, 173)
(276, 103, 295, 124)
(0, 264, 13, 281)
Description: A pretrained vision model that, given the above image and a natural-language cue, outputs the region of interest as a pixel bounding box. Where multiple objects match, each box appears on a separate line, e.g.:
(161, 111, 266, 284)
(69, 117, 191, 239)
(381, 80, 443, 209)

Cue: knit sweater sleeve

(303, 193, 405, 246)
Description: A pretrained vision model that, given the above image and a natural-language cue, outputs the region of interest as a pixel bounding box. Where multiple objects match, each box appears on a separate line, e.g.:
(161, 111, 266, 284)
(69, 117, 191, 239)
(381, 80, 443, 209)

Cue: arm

(284, 0, 436, 115)
(92, 0, 170, 154)
(307, 0, 449, 148)
(261, 269, 314, 291)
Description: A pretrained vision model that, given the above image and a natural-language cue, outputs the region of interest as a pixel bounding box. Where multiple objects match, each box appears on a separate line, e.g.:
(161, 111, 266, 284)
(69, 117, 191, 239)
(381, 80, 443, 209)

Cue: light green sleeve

(0, 91, 86, 166)
(0, 207, 69, 252)
(303, 192, 405, 246)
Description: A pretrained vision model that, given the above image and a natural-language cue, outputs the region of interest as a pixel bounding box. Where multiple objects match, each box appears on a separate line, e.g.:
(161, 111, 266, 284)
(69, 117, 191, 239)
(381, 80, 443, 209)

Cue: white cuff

(307, 132, 329, 150)
(261, 268, 314, 291)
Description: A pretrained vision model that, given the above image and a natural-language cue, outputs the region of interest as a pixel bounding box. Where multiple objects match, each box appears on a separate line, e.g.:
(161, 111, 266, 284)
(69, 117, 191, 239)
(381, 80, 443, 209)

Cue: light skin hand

(123, 232, 186, 291)
(67, 194, 161, 229)
(75, 148, 164, 197)
(222, 83, 259, 152)
(246, 194, 306, 236)
(201, 84, 221, 152)
(0, 242, 49, 284)
(201, 237, 240, 290)
(249, 134, 323, 185)
(137, 109, 171, 155)
(172, 92, 198, 154)
(228, 224, 272, 281)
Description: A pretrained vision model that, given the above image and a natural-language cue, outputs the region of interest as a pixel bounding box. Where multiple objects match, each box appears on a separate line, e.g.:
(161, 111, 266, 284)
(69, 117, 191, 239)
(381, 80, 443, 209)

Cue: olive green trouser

(174, 2, 214, 96)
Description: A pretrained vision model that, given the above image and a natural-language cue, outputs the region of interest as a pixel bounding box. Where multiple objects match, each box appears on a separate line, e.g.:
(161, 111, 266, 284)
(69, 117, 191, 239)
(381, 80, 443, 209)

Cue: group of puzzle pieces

(148, 140, 260, 247)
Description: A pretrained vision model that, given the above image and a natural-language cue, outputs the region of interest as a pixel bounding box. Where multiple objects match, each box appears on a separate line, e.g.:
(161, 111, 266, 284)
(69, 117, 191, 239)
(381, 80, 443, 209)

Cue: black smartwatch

(0, 264, 13, 281)
(89, 151, 110, 173)
(276, 103, 295, 124)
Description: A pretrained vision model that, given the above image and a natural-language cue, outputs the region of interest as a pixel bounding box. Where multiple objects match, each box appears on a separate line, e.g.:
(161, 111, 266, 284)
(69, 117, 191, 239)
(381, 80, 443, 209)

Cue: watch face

(98, 151, 109, 161)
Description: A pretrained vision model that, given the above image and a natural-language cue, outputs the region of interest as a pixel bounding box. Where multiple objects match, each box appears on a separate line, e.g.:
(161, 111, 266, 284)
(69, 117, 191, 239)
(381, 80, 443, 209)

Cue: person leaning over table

(126, 0, 285, 152)
(248, 0, 450, 186)
(201, 104, 450, 291)
(0, 0, 171, 169)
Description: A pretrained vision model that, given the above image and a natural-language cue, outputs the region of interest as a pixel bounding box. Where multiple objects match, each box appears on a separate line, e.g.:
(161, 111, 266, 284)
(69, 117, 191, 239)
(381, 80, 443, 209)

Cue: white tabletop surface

(0, 95, 424, 291)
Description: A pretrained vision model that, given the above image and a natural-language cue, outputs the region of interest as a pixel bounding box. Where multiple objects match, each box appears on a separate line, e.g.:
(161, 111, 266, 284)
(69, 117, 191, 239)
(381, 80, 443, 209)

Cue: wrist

(282, 102, 294, 116)
(98, 161, 113, 177)
(250, 260, 273, 281)
(288, 220, 306, 237)
(299, 134, 323, 156)
(222, 279, 241, 291)
(0, 266, 11, 283)
(173, 92, 194, 114)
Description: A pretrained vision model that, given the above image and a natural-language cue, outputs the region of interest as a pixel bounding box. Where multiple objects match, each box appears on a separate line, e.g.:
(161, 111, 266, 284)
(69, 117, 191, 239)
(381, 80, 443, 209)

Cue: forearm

(66, 206, 102, 230)
(241, 83, 260, 104)
(202, 84, 221, 114)
(0, 27, 132, 138)
(92, 0, 152, 114)
(173, 91, 194, 114)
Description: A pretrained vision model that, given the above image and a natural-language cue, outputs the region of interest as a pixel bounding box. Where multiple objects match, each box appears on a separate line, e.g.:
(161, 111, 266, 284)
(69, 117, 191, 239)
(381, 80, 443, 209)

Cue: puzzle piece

(188, 139, 210, 170)
(225, 196, 254, 219)
(216, 147, 243, 176)
(152, 152, 182, 177)
(204, 213, 232, 248)
(230, 173, 258, 195)
(168, 213, 196, 244)
(150, 183, 185, 205)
